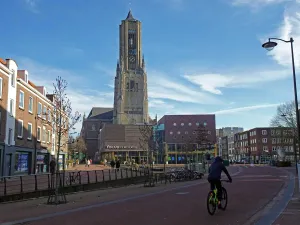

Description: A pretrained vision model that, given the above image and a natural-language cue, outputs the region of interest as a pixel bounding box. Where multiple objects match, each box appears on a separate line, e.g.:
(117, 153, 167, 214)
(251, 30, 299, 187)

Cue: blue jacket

(208, 157, 232, 181)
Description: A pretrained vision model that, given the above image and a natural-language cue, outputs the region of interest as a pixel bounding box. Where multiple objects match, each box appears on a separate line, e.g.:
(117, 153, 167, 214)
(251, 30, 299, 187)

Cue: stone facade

(113, 10, 149, 125)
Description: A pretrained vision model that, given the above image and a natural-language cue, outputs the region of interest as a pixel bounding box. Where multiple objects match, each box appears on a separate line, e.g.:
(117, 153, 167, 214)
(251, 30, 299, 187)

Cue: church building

(81, 10, 152, 162)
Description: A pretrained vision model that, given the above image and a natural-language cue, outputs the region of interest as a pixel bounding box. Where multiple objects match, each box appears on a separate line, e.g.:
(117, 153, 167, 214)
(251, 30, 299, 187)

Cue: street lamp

(262, 37, 300, 166)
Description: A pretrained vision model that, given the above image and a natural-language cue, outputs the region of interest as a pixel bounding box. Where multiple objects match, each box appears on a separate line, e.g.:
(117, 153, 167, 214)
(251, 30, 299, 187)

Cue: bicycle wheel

(219, 187, 228, 210)
(207, 191, 217, 215)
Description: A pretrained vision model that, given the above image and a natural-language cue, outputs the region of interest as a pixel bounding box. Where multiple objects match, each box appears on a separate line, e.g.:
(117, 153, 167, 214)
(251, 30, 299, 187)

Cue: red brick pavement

(0, 166, 290, 225)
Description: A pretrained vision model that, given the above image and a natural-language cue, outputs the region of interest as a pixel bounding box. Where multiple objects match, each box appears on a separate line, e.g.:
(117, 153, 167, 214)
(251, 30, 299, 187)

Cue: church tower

(113, 10, 149, 125)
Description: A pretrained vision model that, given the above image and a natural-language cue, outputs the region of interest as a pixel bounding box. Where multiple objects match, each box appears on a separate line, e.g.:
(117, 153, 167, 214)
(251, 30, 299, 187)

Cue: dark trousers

(209, 179, 222, 200)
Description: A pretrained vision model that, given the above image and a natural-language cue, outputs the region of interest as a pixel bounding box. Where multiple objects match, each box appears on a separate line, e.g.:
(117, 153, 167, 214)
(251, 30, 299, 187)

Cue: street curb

(242, 167, 295, 225)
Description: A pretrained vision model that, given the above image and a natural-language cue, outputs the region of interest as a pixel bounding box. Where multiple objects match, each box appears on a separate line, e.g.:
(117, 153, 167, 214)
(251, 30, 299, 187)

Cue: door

(5, 154, 12, 176)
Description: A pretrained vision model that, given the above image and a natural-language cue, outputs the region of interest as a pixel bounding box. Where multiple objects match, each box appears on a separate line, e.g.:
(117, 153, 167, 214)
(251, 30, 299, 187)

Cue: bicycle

(206, 179, 230, 215)
(65, 171, 81, 186)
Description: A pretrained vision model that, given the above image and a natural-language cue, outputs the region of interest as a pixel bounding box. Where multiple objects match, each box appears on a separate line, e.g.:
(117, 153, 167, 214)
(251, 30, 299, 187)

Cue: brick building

(157, 114, 216, 164)
(80, 107, 113, 161)
(0, 58, 69, 176)
(234, 127, 295, 162)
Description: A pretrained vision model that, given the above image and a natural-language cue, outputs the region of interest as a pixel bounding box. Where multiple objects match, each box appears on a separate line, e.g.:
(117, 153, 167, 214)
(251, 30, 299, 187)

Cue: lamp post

(262, 37, 300, 167)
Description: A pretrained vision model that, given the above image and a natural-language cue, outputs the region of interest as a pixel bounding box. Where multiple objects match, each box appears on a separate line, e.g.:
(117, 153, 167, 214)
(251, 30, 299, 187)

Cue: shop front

(14, 151, 31, 175)
(36, 149, 50, 173)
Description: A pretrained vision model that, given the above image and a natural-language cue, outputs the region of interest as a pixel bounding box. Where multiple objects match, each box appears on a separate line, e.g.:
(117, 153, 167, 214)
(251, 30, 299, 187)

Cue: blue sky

(1, 0, 300, 131)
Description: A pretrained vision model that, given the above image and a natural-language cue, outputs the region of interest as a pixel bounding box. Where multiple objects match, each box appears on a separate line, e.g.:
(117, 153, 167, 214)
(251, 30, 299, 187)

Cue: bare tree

(195, 124, 211, 151)
(139, 123, 155, 165)
(181, 135, 194, 164)
(270, 101, 297, 133)
(68, 136, 87, 159)
(270, 101, 298, 162)
(47, 76, 81, 205)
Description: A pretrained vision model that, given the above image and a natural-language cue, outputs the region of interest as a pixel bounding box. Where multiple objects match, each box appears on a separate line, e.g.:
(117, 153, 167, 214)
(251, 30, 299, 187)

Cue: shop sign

(105, 145, 137, 150)
(39, 149, 48, 153)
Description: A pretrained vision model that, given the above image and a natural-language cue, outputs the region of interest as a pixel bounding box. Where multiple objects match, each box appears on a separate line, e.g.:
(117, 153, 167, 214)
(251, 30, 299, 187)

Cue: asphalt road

(1, 166, 292, 225)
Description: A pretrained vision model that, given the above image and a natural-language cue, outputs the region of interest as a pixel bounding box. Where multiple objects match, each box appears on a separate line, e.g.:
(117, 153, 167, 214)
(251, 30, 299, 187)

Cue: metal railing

(0, 168, 147, 199)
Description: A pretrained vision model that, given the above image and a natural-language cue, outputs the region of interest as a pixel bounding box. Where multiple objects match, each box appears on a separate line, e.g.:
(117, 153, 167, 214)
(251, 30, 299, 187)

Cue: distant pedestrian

(87, 159, 91, 167)
(110, 160, 115, 168)
(50, 158, 56, 175)
(116, 160, 120, 171)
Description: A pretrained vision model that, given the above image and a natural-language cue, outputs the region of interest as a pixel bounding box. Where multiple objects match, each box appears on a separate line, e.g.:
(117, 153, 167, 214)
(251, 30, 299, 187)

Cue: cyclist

(208, 156, 232, 207)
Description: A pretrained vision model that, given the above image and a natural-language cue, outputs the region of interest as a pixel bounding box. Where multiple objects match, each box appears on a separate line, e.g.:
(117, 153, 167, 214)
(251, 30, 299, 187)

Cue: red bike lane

(23, 166, 289, 225)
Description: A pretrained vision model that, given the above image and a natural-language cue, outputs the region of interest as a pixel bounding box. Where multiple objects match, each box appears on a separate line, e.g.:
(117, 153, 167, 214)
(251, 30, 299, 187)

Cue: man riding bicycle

(208, 156, 232, 207)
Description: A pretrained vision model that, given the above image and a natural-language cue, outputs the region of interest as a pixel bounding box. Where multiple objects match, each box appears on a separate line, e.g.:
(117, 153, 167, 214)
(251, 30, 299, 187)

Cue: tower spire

(126, 8, 135, 20)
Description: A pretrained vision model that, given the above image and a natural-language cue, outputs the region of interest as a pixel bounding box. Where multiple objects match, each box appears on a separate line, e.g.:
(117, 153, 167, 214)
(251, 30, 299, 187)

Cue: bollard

(87, 171, 90, 184)
(20, 176, 23, 193)
(34, 175, 38, 191)
(95, 170, 98, 183)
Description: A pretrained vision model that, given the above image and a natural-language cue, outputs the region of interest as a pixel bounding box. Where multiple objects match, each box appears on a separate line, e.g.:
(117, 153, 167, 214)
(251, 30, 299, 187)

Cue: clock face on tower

(129, 56, 136, 63)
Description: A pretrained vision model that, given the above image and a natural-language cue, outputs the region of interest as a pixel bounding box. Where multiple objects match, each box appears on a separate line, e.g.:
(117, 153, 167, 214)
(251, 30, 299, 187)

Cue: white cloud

(17, 58, 113, 132)
(232, 0, 291, 7)
(149, 99, 174, 109)
(24, 0, 40, 13)
(262, 1, 300, 68)
(183, 69, 289, 94)
(148, 70, 223, 104)
(212, 103, 280, 115)
(62, 47, 84, 56)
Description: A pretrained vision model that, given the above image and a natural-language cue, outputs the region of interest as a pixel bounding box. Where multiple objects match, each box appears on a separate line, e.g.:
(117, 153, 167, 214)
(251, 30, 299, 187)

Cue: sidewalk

(273, 176, 300, 225)
(66, 164, 108, 171)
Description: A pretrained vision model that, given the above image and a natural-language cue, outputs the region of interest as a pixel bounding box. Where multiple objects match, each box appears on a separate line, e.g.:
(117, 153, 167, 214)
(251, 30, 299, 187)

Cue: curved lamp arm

(268, 37, 293, 43)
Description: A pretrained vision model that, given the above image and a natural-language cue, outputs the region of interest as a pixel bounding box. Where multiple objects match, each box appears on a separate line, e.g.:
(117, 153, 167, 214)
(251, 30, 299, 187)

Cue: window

(48, 109, 51, 121)
(181, 123, 184, 126)
(42, 126, 46, 142)
(170, 131, 173, 135)
(37, 102, 42, 116)
(271, 130, 275, 136)
(24, 74, 28, 83)
(48, 130, 51, 143)
(19, 91, 24, 109)
(272, 146, 277, 151)
(37, 127, 41, 141)
(17, 120, 23, 138)
(188, 123, 192, 126)
(263, 146, 268, 152)
(43, 106, 47, 120)
(27, 123, 32, 140)
(196, 122, 199, 126)
(262, 130, 267, 135)
(177, 131, 180, 134)
(204, 122, 207, 126)
(262, 138, 267, 143)
(28, 96, 33, 113)
(272, 138, 276, 144)
(10, 99, 14, 116)
(208, 131, 211, 135)
(173, 123, 177, 126)
(0, 77, 2, 98)
(185, 131, 188, 134)
(11, 70, 15, 86)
